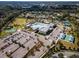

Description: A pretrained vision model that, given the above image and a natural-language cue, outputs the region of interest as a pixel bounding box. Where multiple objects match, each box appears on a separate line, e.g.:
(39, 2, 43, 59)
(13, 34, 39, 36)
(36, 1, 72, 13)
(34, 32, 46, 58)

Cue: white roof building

(29, 22, 55, 34)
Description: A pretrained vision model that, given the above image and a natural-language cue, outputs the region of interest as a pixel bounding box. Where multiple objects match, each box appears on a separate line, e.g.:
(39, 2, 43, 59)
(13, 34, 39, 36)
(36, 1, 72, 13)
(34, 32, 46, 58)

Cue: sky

(0, 0, 79, 1)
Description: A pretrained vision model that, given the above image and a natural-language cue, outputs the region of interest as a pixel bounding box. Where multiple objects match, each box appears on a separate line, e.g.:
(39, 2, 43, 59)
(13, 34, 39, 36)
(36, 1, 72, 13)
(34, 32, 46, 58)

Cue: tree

(58, 53, 64, 58)
(69, 47, 72, 50)
(35, 46, 40, 51)
(59, 42, 65, 50)
(47, 45, 50, 49)
(77, 48, 79, 52)
(69, 54, 79, 58)
(77, 41, 79, 46)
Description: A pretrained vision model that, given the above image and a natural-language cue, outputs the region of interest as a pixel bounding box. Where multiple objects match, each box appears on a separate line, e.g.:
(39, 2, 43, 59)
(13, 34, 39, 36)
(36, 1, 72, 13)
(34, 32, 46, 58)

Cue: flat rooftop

(0, 27, 62, 58)
(0, 30, 38, 58)
(27, 22, 56, 35)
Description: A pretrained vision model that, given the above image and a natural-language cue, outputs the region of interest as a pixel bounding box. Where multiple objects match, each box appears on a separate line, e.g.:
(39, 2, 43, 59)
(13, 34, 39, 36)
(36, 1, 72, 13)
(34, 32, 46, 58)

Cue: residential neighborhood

(0, 1, 79, 58)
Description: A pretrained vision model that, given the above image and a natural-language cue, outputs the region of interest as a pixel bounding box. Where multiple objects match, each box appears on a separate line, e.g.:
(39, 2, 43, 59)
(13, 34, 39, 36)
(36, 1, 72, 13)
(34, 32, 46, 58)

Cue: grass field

(0, 17, 34, 38)
(0, 17, 26, 38)
(11, 17, 27, 30)
(12, 17, 26, 25)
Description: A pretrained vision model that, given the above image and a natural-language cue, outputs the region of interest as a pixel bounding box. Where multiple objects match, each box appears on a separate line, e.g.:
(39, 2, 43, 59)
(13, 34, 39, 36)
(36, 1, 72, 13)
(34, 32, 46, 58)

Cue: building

(27, 22, 56, 35)
(0, 30, 39, 58)
(0, 29, 56, 58)
(0, 26, 62, 58)
(58, 33, 66, 39)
